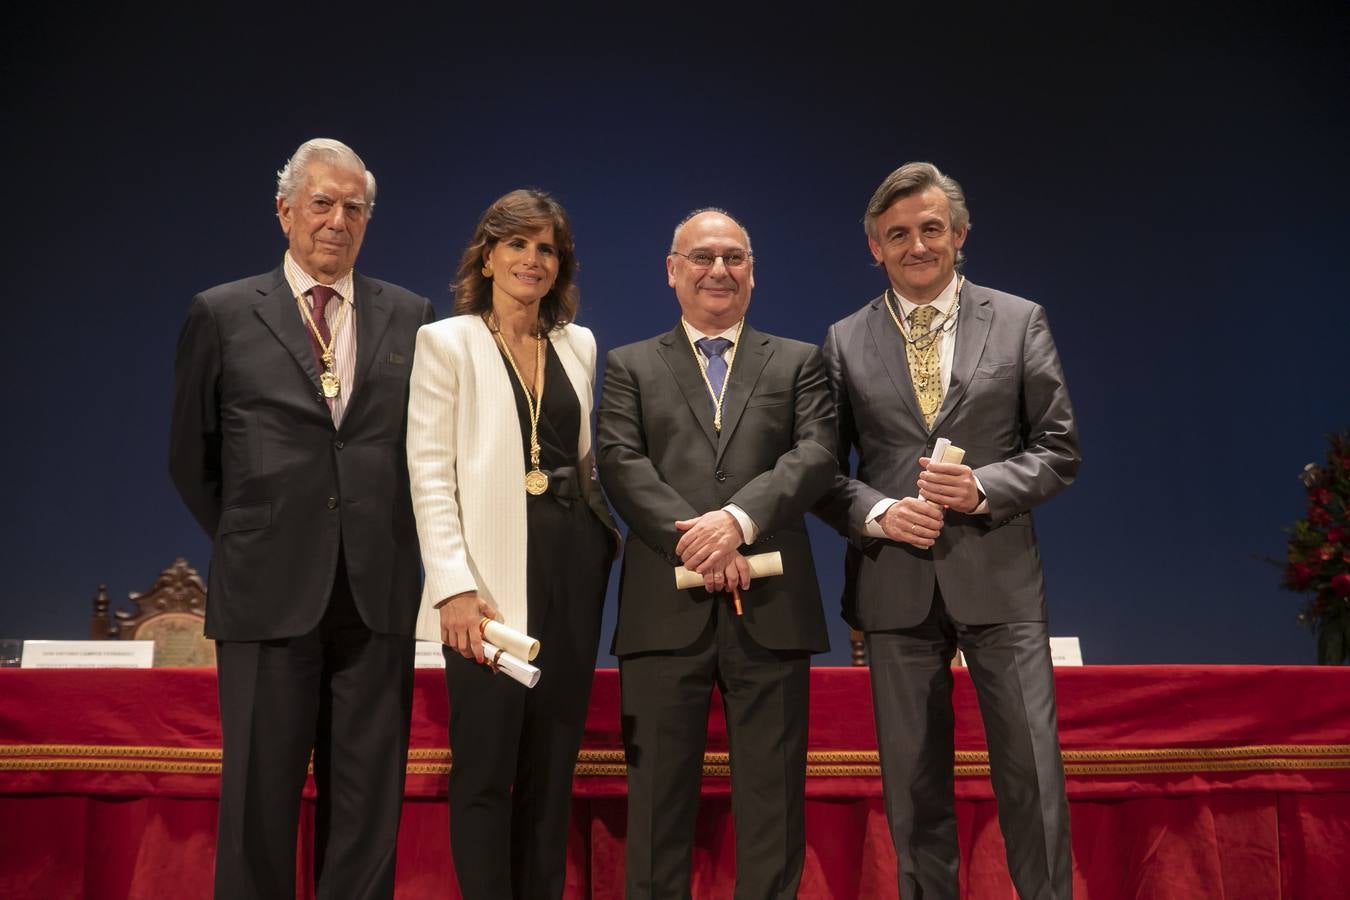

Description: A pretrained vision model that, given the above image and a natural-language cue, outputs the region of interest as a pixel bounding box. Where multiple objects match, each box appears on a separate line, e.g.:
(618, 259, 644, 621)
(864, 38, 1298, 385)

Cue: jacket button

(327, 497, 338, 509)
(334, 440, 344, 450)
(715, 470, 727, 482)
(316, 392, 325, 403)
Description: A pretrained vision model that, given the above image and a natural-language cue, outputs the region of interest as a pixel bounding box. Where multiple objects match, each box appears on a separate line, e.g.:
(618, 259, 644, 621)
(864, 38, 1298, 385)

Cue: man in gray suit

(597, 209, 837, 898)
(815, 162, 1080, 899)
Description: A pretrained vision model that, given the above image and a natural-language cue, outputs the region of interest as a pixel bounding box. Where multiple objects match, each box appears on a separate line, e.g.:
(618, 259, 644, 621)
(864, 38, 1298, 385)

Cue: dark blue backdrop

(3, 6, 1347, 665)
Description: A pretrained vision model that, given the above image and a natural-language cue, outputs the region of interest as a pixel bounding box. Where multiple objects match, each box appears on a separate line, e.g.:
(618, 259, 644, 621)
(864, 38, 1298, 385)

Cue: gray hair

(864, 162, 970, 265)
(275, 138, 377, 212)
(670, 207, 753, 254)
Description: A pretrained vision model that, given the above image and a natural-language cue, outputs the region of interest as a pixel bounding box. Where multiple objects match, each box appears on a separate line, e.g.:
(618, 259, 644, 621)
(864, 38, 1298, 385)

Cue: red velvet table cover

(2, 666, 1348, 898)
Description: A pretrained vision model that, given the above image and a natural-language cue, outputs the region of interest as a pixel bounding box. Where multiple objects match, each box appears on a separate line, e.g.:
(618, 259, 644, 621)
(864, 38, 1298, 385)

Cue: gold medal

(489, 314, 549, 497)
(297, 290, 349, 401)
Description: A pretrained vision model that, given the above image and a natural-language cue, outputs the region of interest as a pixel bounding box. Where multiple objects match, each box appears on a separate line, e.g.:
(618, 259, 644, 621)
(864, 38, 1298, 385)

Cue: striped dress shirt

(283, 252, 357, 426)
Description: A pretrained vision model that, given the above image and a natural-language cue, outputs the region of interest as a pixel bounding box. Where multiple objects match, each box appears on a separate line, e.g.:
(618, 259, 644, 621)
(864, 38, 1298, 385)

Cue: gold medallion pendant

(525, 468, 549, 495)
(297, 294, 349, 402)
(320, 370, 341, 398)
(489, 314, 551, 499)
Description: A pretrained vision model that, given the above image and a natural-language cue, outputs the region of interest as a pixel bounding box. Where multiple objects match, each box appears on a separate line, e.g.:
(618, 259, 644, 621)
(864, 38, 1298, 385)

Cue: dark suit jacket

(815, 281, 1080, 630)
(169, 266, 435, 641)
(597, 322, 837, 656)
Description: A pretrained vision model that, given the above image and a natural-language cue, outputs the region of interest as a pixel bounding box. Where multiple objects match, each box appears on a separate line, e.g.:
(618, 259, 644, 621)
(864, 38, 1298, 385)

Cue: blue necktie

(696, 337, 733, 412)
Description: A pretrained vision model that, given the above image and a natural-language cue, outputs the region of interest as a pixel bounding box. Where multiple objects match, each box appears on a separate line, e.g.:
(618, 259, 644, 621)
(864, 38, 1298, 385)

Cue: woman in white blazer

(407, 189, 617, 899)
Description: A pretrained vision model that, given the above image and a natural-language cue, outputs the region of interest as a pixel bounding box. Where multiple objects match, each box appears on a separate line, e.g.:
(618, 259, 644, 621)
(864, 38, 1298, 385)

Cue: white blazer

(407, 315, 602, 643)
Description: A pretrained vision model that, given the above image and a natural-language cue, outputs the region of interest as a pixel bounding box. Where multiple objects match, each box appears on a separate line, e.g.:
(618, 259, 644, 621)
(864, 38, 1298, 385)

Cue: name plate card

(21, 640, 155, 668)
(1049, 637, 1083, 666)
(953, 637, 1083, 668)
(414, 641, 446, 669)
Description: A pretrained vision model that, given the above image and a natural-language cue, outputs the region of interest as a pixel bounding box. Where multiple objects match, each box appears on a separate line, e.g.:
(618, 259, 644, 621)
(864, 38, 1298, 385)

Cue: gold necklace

(488, 314, 548, 495)
(883, 275, 963, 349)
(884, 276, 962, 419)
(297, 294, 350, 398)
(684, 319, 745, 432)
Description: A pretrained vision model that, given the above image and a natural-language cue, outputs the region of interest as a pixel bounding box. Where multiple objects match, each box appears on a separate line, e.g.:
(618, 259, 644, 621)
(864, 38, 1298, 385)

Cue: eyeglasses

(671, 250, 752, 269)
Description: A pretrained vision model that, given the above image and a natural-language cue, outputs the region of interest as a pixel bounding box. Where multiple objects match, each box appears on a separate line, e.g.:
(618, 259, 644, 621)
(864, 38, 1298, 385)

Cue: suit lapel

(656, 324, 719, 451)
(253, 267, 324, 391)
(341, 272, 392, 422)
(865, 293, 928, 429)
(714, 324, 771, 463)
(931, 280, 992, 433)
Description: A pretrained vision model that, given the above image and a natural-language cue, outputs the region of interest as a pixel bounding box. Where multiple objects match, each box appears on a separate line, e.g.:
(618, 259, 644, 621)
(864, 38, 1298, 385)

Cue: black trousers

(620, 598, 812, 900)
(443, 493, 610, 900)
(213, 555, 415, 900)
(866, 589, 1071, 900)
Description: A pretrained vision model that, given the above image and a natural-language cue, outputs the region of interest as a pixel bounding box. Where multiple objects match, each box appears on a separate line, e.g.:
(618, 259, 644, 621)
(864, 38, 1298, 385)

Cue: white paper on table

(414, 641, 447, 668)
(1049, 637, 1083, 666)
(481, 619, 540, 662)
(674, 551, 784, 590)
(21, 640, 154, 668)
(482, 640, 540, 688)
(955, 638, 1083, 668)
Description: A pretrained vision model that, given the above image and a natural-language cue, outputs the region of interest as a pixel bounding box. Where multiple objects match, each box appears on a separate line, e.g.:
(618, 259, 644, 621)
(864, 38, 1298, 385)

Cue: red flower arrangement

(1282, 431, 1350, 664)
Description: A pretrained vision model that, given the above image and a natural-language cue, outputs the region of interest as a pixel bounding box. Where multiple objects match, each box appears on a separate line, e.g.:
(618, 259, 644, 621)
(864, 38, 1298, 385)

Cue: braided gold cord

(5, 743, 1348, 779)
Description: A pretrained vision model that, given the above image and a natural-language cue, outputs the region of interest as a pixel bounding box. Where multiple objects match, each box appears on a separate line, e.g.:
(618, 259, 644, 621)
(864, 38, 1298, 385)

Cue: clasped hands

(878, 457, 980, 549)
(674, 509, 751, 593)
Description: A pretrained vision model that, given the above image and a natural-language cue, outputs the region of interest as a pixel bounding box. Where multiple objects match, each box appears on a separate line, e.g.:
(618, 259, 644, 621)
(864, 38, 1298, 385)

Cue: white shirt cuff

(864, 498, 898, 538)
(973, 475, 989, 515)
(723, 504, 757, 545)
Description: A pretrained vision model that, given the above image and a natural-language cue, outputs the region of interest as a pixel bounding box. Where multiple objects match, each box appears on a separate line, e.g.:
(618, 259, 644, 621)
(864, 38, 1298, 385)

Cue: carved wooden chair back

(90, 558, 215, 666)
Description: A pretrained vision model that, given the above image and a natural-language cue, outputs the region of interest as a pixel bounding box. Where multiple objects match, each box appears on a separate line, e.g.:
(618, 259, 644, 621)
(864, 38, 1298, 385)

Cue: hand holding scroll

(674, 551, 783, 590)
(917, 440, 977, 513)
(438, 591, 498, 663)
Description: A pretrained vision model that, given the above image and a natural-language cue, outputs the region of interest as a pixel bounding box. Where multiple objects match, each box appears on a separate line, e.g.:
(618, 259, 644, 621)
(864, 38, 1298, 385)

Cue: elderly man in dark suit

(170, 138, 434, 899)
(815, 162, 1081, 900)
(597, 209, 837, 898)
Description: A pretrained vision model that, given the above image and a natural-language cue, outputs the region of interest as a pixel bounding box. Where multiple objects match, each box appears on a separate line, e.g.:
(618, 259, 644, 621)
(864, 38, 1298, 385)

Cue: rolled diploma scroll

(481, 641, 540, 689)
(480, 618, 540, 662)
(930, 437, 966, 465)
(674, 551, 784, 590)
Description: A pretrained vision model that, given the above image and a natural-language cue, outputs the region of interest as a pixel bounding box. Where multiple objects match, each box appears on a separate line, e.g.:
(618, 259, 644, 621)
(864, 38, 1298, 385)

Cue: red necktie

(306, 285, 337, 367)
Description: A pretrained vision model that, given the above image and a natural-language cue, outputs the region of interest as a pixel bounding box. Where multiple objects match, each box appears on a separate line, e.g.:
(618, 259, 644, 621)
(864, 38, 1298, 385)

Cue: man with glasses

(815, 162, 1080, 899)
(170, 138, 434, 899)
(597, 208, 837, 898)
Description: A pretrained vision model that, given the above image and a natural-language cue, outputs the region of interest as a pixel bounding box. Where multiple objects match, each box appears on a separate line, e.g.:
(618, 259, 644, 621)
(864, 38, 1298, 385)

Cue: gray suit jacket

(815, 281, 1080, 630)
(598, 322, 838, 656)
